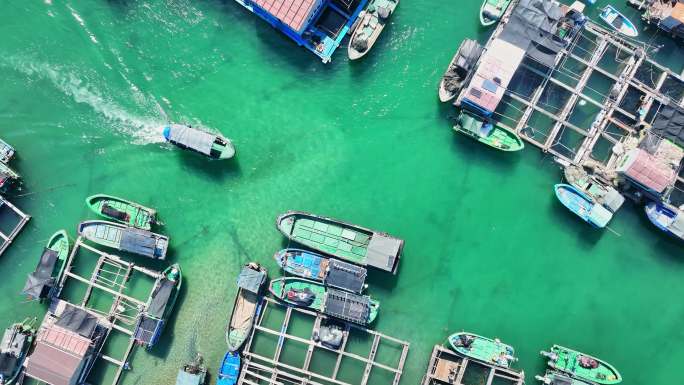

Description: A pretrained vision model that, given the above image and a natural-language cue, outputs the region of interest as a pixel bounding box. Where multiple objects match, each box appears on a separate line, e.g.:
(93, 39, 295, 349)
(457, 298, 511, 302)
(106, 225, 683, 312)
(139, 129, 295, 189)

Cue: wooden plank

(360, 335, 381, 385)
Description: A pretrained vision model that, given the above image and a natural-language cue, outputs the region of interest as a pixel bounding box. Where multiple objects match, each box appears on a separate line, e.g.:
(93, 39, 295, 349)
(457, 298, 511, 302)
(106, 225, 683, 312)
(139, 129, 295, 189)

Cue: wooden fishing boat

(163, 124, 235, 160)
(217, 351, 240, 385)
(176, 354, 207, 385)
(274, 248, 368, 293)
(275, 211, 403, 274)
(22, 230, 70, 302)
(480, 0, 512, 26)
(269, 277, 379, 326)
(439, 39, 483, 103)
(563, 164, 624, 213)
(347, 0, 399, 60)
(86, 194, 158, 230)
(535, 370, 594, 385)
(78, 220, 169, 260)
(226, 263, 268, 352)
(0, 163, 19, 191)
(645, 202, 684, 241)
(447, 332, 516, 369)
(541, 345, 621, 384)
(554, 184, 612, 228)
(599, 5, 638, 37)
(0, 139, 15, 164)
(134, 264, 182, 349)
(453, 111, 524, 151)
(0, 318, 37, 385)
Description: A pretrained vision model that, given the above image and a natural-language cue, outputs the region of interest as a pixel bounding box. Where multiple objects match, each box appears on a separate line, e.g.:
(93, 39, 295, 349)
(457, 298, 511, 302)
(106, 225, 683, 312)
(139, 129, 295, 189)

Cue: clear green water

(1, 1, 683, 385)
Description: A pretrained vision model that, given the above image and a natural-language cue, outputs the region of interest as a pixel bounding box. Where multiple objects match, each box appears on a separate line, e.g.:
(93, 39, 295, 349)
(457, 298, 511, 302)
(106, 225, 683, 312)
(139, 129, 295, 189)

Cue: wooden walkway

(238, 297, 410, 385)
(420, 345, 524, 385)
(0, 195, 29, 256)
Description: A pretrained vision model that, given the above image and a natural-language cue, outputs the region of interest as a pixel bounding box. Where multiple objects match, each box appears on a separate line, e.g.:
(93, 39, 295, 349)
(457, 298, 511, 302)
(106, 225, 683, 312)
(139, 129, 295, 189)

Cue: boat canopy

(177, 370, 204, 385)
(55, 304, 98, 338)
(167, 125, 216, 156)
(601, 188, 625, 213)
(323, 289, 371, 324)
(149, 278, 176, 318)
(588, 204, 612, 228)
(325, 259, 367, 294)
(366, 233, 402, 274)
(237, 266, 267, 294)
(22, 248, 59, 299)
(134, 316, 162, 346)
(121, 228, 165, 259)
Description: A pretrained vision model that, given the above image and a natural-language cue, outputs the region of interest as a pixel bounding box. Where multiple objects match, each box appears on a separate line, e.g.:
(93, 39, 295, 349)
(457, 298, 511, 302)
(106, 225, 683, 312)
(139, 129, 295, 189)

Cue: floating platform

(627, 0, 684, 41)
(0, 195, 30, 257)
(421, 344, 524, 385)
(238, 296, 410, 385)
(232, 0, 368, 63)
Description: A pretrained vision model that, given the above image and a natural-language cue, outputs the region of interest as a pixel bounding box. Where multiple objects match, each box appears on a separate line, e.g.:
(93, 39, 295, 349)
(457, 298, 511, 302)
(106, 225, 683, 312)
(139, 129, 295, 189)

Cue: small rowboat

(541, 345, 622, 385)
(347, 0, 399, 60)
(78, 220, 169, 260)
(448, 332, 517, 369)
(134, 264, 182, 349)
(599, 5, 638, 37)
(0, 318, 37, 385)
(217, 351, 240, 385)
(269, 277, 379, 325)
(645, 201, 683, 241)
(554, 184, 612, 228)
(163, 124, 235, 160)
(226, 263, 268, 352)
(22, 230, 70, 302)
(86, 194, 158, 230)
(480, 0, 512, 27)
(274, 248, 368, 293)
(439, 39, 483, 103)
(0, 139, 15, 164)
(453, 111, 524, 152)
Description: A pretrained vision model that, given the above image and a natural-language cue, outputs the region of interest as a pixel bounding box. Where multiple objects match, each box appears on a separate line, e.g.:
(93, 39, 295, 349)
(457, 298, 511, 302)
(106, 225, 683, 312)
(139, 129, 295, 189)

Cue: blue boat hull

(217, 351, 241, 385)
(645, 202, 684, 241)
(554, 183, 611, 228)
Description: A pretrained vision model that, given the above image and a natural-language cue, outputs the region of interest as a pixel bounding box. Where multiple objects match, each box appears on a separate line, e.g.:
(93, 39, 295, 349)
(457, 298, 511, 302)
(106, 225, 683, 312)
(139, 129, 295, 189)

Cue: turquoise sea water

(1, 1, 683, 385)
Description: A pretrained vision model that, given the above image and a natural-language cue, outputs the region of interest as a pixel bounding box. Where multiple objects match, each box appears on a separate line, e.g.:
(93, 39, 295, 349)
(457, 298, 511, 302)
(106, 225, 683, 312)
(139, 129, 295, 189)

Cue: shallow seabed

(1, 1, 683, 385)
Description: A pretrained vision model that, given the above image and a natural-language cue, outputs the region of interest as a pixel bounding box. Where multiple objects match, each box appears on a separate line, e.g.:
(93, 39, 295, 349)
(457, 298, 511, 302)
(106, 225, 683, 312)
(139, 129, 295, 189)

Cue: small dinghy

(0, 163, 19, 191)
(453, 111, 524, 151)
(134, 264, 182, 348)
(535, 370, 593, 385)
(0, 318, 37, 385)
(599, 5, 638, 37)
(226, 263, 268, 352)
(78, 220, 169, 260)
(348, 0, 399, 60)
(274, 248, 368, 293)
(541, 345, 622, 384)
(269, 277, 379, 326)
(176, 354, 207, 385)
(645, 202, 684, 241)
(554, 184, 612, 228)
(480, 0, 512, 26)
(163, 124, 235, 160)
(0, 139, 15, 164)
(22, 230, 70, 302)
(439, 39, 483, 103)
(86, 194, 158, 230)
(217, 351, 241, 385)
(448, 332, 516, 369)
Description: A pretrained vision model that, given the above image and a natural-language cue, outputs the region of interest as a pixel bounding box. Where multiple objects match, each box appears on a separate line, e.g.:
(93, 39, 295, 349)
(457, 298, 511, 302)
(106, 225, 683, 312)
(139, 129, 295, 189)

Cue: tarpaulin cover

(134, 316, 161, 345)
(121, 228, 159, 259)
(651, 104, 684, 148)
(148, 278, 176, 318)
(167, 124, 216, 156)
(22, 248, 58, 298)
(323, 288, 370, 324)
(55, 304, 98, 338)
(325, 259, 367, 294)
(237, 266, 267, 294)
(0, 353, 18, 378)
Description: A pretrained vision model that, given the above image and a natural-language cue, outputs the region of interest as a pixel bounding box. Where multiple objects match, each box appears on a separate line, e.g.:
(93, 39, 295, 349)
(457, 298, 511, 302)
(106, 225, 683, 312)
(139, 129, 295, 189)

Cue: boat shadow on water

(548, 194, 604, 246)
(176, 150, 242, 182)
(636, 204, 684, 259)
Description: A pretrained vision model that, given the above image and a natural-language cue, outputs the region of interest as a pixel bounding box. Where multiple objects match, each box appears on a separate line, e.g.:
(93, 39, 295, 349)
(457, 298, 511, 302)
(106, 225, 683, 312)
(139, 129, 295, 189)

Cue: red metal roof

(253, 0, 319, 32)
(621, 149, 676, 193)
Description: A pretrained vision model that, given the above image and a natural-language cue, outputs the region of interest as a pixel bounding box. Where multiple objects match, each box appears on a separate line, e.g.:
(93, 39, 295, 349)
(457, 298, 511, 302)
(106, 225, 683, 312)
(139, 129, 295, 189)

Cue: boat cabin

(25, 301, 108, 385)
(22, 248, 60, 301)
(616, 147, 680, 199)
(324, 259, 367, 293)
(231, 0, 368, 62)
(163, 124, 233, 160)
(120, 228, 168, 260)
(238, 265, 268, 294)
(323, 288, 372, 325)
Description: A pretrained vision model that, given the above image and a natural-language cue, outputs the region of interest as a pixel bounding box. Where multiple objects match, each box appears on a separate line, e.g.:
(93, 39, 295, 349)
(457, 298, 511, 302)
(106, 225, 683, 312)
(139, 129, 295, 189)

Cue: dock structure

(23, 237, 164, 385)
(0, 195, 30, 256)
(420, 345, 524, 385)
(456, 0, 684, 206)
(238, 297, 410, 385)
(627, 0, 684, 41)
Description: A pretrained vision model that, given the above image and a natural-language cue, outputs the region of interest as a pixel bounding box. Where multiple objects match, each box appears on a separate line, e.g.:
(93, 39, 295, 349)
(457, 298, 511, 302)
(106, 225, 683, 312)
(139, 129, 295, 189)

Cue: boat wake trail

(3, 58, 165, 145)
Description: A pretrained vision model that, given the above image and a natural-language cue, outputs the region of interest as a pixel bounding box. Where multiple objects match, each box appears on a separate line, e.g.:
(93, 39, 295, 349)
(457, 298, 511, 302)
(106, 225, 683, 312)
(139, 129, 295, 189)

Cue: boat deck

(238, 296, 410, 385)
(0, 195, 30, 257)
(420, 345, 524, 385)
(49, 237, 165, 385)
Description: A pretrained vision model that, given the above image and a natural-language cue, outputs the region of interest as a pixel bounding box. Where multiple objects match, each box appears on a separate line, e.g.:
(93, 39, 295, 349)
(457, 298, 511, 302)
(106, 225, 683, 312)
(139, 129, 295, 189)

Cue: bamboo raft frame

(420, 345, 524, 385)
(0, 195, 29, 256)
(238, 297, 410, 385)
(455, 0, 684, 200)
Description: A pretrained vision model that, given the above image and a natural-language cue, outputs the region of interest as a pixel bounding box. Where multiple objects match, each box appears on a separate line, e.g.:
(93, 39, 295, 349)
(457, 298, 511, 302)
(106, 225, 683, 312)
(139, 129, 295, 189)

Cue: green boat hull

(453, 112, 524, 152)
(47, 229, 69, 289)
(543, 345, 622, 385)
(448, 332, 516, 368)
(480, 0, 512, 26)
(86, 194, 157, 230)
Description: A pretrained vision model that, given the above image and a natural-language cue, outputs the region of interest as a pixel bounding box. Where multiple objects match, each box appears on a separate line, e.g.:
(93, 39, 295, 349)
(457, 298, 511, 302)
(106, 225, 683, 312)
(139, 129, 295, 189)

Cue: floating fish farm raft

(23, 238, 165, 385)
(0, 195, 29, 256)
(232, 0, 368, 62)
(420, 345, 524, 385)
(456, 0, 684, 210)
(627, 0, 684, 41)
(238, 297, 410, 385)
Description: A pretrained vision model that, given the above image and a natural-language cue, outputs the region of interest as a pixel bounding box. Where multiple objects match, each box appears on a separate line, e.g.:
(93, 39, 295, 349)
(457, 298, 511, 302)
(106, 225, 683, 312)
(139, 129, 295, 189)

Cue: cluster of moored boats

(440, 331, 622, 385)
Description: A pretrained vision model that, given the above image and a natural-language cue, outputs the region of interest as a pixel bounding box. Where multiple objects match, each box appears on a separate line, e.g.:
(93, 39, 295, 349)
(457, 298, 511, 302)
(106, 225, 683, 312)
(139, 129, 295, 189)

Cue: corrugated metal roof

(26, 326, 90, 385)
(253, 0, 320, 32)
(619, 149, 677, 193)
